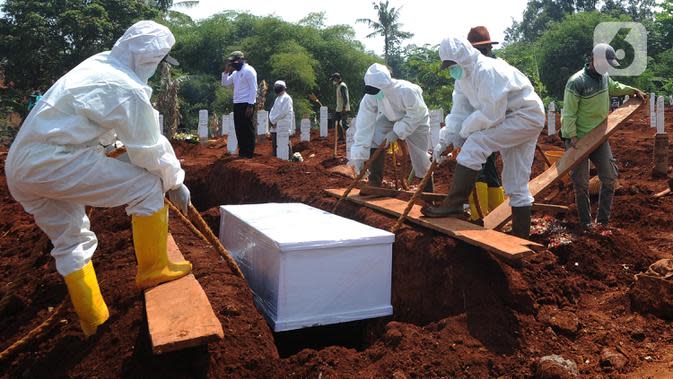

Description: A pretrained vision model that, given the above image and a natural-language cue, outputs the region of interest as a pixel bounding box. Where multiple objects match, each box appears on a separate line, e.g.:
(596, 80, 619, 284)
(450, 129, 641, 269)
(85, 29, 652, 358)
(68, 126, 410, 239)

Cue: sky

(179, 0, 531, 54)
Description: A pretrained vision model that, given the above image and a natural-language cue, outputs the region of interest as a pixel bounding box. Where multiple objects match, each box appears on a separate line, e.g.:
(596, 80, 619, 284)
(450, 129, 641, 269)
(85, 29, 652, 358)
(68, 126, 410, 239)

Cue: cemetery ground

(2, 106, 673, 378)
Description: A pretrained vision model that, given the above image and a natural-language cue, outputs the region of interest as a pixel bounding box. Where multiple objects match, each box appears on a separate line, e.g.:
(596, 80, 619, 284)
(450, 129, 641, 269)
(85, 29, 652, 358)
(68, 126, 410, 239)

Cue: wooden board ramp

(144, 234, 224, 354)
(483, 98, 643, 230)
(325, 188, 540, 261)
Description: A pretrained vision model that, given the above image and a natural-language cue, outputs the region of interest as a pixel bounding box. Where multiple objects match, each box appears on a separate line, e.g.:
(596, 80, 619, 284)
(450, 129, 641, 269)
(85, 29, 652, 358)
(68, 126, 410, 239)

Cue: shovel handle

(332, 140, 387, 213)
(390, 159, 438, 234)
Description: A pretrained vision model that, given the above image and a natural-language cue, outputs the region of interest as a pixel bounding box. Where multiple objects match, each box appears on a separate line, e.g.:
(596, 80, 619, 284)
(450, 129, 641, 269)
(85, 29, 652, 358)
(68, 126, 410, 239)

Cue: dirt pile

(3, 108, 673, 377)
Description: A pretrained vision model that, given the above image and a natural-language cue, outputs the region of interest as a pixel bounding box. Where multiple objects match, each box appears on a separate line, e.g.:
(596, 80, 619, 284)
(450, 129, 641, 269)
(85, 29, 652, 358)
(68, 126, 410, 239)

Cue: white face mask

(133, 52, 164, 83)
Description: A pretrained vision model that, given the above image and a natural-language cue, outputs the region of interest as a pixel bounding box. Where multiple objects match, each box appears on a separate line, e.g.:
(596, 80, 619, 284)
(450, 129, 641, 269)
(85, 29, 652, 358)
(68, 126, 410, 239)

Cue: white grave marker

(276, 120, 290, 160)
(221, 114, 228, 136)
(300, 118, 311, 142)
(257, 110, 269, 135)
(650, 93, 656, 129)
(657, 95, 666, 135)
(227, 113, 237, 153)
(547, 101, 556, 136)
(319, 106, 328, 138)
(198, 109, 208, 144)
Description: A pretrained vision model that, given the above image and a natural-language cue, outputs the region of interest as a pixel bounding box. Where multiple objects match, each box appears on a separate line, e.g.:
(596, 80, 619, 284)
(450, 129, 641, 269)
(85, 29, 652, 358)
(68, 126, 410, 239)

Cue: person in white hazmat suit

(268, 80, 293, 157)
(421, 37, 544, 239)
(349, 63, 433, 193)
(5, 21, 193, 337)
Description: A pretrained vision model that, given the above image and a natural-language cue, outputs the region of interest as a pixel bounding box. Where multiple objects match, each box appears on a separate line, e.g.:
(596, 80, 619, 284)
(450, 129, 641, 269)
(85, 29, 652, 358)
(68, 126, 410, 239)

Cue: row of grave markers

(159, 96, 670, 162)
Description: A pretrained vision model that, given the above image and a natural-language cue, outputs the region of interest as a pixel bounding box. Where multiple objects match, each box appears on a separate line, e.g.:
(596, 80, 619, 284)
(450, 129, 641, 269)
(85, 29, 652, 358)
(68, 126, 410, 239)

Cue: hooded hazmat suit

(6, 21, 185, 277)
(351, 63, 431, 180)
(438, 38, 544, 207)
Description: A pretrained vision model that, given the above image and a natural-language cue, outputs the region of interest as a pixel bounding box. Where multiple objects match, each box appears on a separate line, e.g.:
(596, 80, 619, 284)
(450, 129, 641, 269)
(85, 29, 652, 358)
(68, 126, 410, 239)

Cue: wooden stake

(536, 144, 553, 168)
(390, 160, 439, 234)
(332, 140, 387, 213)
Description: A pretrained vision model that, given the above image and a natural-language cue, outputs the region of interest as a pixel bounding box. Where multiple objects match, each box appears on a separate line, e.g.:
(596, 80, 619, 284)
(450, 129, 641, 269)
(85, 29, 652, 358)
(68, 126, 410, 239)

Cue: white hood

(364, 63, 393, 90)
(439, 37, 481, 71)
(110, 20, 175, 83)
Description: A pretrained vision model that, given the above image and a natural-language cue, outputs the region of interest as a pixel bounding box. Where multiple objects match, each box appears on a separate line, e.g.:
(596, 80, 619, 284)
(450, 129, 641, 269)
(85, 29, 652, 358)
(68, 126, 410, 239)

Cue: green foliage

(356, 1, 413, 64)
(0, 0, 157, 93)
(165, 11, 379, 129)
(397, 45, 452, 111)
(535, 12, 619, 98)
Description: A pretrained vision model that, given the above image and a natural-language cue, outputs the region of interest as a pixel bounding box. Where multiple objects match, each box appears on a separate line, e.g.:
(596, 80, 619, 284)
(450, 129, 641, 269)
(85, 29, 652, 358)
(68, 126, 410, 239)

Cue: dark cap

(440, 60, 457, 70)
(329, 72, 341, 80)
(162, 54, 179, 66)
(227, 50, 245, 61)
(467, 26, 499, 47)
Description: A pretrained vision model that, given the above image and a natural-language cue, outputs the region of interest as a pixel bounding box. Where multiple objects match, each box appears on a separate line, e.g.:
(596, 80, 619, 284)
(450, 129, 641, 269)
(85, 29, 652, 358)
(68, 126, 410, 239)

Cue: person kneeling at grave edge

(269, 80, 293, 158)
(421, 37, 545, 240)
(560, 43, 645, 232)
(5, 21, 192, 337)
(348, 63, 434, 194)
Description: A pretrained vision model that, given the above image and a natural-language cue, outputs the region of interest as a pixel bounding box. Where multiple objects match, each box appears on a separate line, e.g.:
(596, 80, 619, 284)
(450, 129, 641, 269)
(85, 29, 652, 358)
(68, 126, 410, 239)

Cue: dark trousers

(271, 132, 277, 157)
(335, 111, 349, 139)
(234, 103, 255, 158)
(476, 153, 501, 187)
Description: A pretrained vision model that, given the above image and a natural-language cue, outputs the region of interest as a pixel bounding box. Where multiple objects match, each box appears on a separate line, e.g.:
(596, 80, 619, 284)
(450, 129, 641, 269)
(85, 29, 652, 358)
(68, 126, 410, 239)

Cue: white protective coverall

(438, 38, 545, 207)
(351, 64, 431, 178)
(269, 91, 294, 133)
(6, 21, 184, 276)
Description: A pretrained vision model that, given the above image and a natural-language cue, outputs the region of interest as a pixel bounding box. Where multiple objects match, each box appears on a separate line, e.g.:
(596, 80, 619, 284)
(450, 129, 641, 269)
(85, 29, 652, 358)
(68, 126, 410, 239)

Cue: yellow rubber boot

(64, 261, 110, 337)
(132, 205, 192, 289)
(488, 186, 505, 211)
(468, 181, 489, 221)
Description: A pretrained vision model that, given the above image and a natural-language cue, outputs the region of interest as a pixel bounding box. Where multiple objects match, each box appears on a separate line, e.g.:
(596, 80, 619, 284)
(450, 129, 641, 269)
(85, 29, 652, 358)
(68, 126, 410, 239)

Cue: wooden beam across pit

(325, 188, 540, 261)
(483, 98, 643, 230)
(144, 234, 224, 354)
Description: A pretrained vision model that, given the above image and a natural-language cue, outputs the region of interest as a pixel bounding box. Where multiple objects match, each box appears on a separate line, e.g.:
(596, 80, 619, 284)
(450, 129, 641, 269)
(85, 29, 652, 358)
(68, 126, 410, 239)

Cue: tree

(356, 1, 413, 64)
(0, 0, 157, 93)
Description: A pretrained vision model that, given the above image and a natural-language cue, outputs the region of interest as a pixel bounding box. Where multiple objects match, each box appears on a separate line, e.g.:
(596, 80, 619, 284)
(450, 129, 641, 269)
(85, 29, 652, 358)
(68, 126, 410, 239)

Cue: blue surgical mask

(449, 65, 464, 80)
(374, 91, 385, 101)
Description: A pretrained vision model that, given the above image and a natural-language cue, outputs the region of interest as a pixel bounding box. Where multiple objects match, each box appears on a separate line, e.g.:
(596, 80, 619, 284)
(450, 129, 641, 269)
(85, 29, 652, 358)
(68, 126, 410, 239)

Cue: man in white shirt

(221, 51, 258, 158)
(268, 80, 293, 157)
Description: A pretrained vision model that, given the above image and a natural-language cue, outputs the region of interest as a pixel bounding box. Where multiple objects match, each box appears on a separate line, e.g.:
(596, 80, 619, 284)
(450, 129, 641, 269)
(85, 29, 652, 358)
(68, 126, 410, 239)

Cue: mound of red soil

(3, 108, 673, 377)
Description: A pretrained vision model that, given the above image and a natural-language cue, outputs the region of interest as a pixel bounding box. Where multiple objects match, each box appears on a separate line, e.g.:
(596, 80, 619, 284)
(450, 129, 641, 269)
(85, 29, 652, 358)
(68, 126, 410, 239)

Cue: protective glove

(384, 131, 399, 147)
(168, 184, 191, 214)
(349, 159, 365, 175)
(433, 142, 449, 164)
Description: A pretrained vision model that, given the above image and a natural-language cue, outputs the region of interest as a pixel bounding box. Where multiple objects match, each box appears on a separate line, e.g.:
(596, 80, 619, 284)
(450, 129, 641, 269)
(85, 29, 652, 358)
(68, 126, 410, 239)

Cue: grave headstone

(547, 101, 556, 136)
(319, 106, 328, 138)
(300, 118, 311, 142)
(198, 109, 208, 144)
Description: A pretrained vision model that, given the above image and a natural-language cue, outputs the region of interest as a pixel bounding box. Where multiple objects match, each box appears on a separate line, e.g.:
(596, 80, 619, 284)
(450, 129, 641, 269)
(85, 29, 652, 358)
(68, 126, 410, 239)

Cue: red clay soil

(2, 107, 673, 378)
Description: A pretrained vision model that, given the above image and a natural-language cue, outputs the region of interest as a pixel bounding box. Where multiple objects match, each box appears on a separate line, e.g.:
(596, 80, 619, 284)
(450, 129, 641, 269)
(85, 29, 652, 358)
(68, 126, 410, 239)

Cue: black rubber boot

(511, 206, 532, 239)
(360, 148, 385, 196)
(421, 164, 479, 218)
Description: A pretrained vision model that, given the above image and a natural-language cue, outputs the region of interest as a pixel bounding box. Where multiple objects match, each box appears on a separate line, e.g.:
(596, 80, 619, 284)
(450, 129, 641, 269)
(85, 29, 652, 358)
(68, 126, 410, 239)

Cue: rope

(0, 303, 66, 362)
(165, 200, 244, 278)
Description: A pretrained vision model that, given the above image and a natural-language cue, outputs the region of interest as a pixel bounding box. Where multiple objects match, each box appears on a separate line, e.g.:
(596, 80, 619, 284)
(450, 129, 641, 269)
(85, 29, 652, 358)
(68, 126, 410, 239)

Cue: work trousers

(564, 140, 618, 226)
(234, 103, 256, 158)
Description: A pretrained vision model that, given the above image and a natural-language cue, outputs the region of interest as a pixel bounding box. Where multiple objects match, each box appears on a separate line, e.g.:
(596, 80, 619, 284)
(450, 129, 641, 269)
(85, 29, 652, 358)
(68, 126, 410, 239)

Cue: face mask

(232, 61, 244, 71)
(332, 80, 338, 85)
(274, 86, 284, 94)
(374, 91, 385, 101)
(135, 62, 159, 83)
(449, 65, 464, 80)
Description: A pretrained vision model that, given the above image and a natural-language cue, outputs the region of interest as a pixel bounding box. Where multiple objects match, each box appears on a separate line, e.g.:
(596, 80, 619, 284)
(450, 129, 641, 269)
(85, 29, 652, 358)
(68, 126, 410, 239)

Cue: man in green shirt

(561, 43, 645, 230)
(330, 72, 350, 140)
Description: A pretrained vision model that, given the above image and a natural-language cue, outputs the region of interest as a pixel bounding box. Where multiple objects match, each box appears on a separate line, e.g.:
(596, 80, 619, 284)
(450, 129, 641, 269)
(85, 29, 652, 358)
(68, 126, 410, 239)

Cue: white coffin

(219, 203, 394, 331)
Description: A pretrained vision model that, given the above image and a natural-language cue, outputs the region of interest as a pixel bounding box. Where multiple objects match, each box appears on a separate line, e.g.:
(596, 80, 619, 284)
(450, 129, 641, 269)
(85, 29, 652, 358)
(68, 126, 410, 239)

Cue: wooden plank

(531, 203, 569, 214)
(483, 99, 643, 230)
(325, 188, 538, 261)
(145, 234, 224, 354)
(359, 186, 446, 202)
